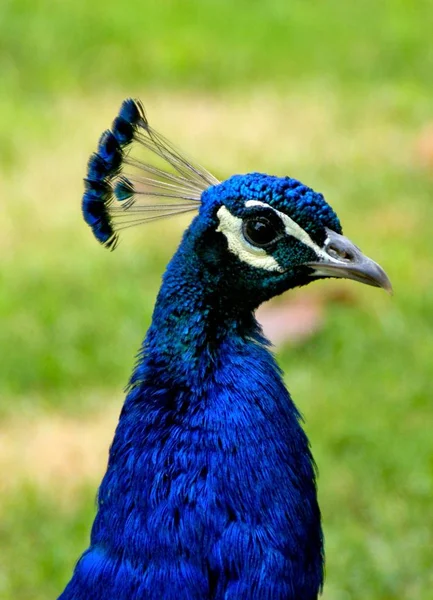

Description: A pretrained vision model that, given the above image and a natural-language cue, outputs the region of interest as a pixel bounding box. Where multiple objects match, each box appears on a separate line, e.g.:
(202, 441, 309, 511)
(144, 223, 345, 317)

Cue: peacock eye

(242, 216, 282, 248)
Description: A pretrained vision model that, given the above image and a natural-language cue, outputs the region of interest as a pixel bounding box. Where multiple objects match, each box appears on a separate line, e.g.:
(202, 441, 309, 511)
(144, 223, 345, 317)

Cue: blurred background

(1, 1, 432, 598)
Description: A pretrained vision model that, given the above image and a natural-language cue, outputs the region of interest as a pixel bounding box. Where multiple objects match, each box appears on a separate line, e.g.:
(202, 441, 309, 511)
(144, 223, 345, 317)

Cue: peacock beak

(306, 228, 393, 293)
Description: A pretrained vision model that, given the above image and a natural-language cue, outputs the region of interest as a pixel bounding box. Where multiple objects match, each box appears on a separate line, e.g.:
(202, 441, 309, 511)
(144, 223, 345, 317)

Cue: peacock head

(82, 99, 391, 303)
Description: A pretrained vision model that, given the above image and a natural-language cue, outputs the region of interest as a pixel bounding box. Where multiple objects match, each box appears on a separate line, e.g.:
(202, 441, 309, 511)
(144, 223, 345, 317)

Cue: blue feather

(118, 97, 142, 125)
(111, 116, 136, 146)
(114, 177, 134, 202)
(97, 131, 122, 173)
(86, 153, 111, 182)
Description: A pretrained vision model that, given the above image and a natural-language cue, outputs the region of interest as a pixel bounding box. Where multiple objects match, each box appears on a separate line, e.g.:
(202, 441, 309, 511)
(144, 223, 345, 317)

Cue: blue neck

(136, 228, 262, 386)
(60, 228, 324, 599)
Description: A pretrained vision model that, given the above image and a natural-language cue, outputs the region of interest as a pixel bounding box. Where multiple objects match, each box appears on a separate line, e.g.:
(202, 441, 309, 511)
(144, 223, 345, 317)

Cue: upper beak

(306, 228, 393, 293)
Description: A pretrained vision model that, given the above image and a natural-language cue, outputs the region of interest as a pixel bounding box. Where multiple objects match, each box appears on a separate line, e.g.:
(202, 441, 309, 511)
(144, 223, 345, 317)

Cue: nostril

(327, 244, 354, 261)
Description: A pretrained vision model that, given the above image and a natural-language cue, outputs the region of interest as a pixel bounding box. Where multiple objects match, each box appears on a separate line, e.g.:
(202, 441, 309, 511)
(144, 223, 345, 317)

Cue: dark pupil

(243, 217, 278, 247)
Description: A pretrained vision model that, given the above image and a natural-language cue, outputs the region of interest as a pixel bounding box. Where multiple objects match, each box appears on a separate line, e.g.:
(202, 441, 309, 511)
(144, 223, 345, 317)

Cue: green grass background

(1, 1, 432, 598)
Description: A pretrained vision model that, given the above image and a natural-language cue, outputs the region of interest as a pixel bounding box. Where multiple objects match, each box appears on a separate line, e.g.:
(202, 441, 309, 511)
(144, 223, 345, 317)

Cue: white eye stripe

(216, 201, 347, 272)
(244, 200, 347, 265)
(216, 206, 284, 272)
(244, 200, 323, 255)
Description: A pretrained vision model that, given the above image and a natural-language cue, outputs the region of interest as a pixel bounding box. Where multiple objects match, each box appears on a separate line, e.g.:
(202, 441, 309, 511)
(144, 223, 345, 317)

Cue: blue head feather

(205, 172, 341, 239)
(200, 172, 342, 250)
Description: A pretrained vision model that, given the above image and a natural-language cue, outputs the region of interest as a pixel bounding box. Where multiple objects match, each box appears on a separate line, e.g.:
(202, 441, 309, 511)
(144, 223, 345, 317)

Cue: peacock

(59, 99, 391, 600)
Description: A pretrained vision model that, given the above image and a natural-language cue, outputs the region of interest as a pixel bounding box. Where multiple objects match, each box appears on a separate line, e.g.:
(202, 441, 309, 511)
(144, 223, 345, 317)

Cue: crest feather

(82, 99, 218, 249)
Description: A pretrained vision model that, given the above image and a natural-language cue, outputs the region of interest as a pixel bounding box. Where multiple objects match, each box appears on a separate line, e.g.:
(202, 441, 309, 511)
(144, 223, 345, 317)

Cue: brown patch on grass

(257, 284, 360, 347)
(416, 122, 433, 168)
(0, 406, 119, 500)
(257, 292, 326, 347)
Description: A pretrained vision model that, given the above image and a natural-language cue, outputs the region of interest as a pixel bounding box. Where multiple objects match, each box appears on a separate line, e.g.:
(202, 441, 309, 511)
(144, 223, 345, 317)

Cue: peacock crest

(82, 99, 218, 249)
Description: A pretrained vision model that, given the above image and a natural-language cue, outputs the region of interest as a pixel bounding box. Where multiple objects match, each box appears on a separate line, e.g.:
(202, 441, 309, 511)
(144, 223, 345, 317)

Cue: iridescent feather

(82, 99, 219, 249)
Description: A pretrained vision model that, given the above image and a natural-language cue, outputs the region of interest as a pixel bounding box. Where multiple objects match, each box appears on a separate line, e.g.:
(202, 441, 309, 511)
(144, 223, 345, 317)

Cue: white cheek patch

(216, 205, 284, 272)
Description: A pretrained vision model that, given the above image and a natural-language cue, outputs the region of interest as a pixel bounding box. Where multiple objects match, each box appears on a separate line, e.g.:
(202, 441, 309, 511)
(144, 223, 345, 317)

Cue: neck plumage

(136, 230, 263, 386)
(60, 229, 324, 599)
